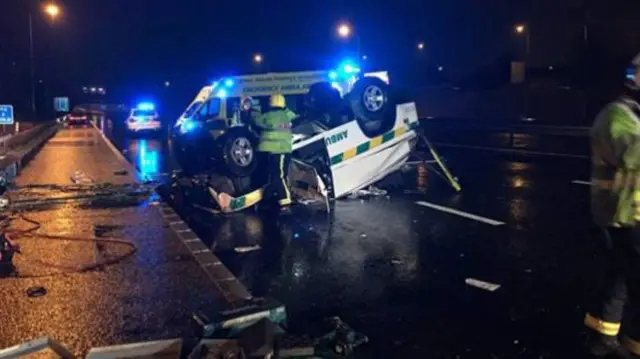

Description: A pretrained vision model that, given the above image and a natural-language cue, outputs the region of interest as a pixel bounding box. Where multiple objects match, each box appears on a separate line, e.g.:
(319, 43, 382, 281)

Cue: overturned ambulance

(170, 61, 424, 213)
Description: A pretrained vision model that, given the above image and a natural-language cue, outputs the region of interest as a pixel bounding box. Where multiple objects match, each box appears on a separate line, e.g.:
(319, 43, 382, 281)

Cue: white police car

(126, 103, 162, 133)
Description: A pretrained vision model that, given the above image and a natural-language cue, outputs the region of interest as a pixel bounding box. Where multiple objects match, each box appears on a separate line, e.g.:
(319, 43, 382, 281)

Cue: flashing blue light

(184, 120, 196, 131)
(329, 71, 338, 80)
(339, 59, 361, 74)
(137, 102, 155, 111)
(224, 78, 234, 87)
(216, 89, 228, 98)
(179, 118, 197, 134)
(212, 81, 219, 88)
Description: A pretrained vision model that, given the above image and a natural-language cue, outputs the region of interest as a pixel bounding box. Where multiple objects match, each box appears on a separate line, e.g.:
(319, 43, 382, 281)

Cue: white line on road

(571, 180, 592, 186)
(415, 201, 506, 226)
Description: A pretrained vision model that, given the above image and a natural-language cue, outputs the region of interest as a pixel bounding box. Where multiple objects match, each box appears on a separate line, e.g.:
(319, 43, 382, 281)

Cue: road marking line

(432, 142, 589, 160)
(183, 238, 200, 243)
(415, 201, 505, 226)
(203, 261, 222, 267)
(571, 180, 592, 186)
(169, 220, 184, 225)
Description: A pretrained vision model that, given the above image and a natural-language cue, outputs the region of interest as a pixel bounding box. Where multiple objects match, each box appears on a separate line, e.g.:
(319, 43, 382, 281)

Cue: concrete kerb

(92, 121, 254, 307)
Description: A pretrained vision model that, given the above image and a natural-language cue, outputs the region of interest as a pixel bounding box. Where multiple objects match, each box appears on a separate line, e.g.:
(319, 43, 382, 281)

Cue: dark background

(2, 0, 640, 120)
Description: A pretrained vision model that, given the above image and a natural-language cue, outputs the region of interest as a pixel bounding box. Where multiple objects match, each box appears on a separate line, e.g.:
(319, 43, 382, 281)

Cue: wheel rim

(362, 85, 385, 112)
(230, 137, 254, 167)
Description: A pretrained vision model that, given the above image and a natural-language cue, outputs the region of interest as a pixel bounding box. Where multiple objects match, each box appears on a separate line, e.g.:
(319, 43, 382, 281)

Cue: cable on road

(3, 181, 159, 212)
(0, 213, 138, 279)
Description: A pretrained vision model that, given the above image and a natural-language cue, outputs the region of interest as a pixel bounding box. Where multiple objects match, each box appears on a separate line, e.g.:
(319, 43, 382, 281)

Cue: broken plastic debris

(114, 169, 128, 176)
(26, 286, 47, 298)
(360, 233, 367, 238)
(70, 170, 94, 185)
(465, 278, 501, 292)
(234, 245, 261, 253)
(391, 259, 403, 264)
(298, 199, 320, 205)
(347, 186, 388, 199)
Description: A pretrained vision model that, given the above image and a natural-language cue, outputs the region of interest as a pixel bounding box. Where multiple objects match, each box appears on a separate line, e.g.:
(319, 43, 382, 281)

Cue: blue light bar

(216, 89, 228, 98)
(329, 71, 338, 80)
(224, 79, 234, 87)
(137, 102, 155, 111)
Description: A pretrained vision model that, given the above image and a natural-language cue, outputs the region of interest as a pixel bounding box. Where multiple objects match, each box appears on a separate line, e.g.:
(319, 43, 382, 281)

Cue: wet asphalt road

(100, 117, 600, 358)
(0, 126, 222, 356)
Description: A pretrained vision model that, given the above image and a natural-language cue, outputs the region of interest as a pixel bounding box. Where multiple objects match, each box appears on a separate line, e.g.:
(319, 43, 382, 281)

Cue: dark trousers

(586, 226, 640, 353)
(264, 153, 291, 207)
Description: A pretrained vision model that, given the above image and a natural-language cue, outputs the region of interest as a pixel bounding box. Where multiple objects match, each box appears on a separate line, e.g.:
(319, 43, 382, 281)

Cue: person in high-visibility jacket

(584, 54, 640, 358)
(254, 94, 296, 212)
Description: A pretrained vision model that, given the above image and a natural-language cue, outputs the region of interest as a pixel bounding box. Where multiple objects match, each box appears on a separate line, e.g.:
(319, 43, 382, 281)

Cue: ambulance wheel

(349, 77, 395, 137)
(306, 82, 342, 126)
(222, 130, 258, 177)
(231, 176, 253, 195)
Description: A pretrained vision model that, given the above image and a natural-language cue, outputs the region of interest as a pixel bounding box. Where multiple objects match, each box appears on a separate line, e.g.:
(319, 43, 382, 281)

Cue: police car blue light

(224, 79, 234, 87)
(329, 71, 338, 80)
(136, 102, 155, 111)
(216, 89, 228, 98)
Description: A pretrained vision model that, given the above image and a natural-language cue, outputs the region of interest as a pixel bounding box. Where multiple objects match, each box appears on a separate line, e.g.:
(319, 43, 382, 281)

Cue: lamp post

(29, 2, 61, 114)
(514, 24, 530, 58)
(336, 23, 361, 59)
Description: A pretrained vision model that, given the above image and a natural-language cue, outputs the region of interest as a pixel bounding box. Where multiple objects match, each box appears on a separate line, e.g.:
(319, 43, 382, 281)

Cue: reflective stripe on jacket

(254, 108, 296, 154)
(591, 97, 640, 227)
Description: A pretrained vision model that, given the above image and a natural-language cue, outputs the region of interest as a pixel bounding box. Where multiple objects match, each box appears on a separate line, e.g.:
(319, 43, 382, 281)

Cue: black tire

(348, 77, 396, 137)
(306, 82, 343, 127)
(231, 176, 253, 195)
(221, 129, 258, 177)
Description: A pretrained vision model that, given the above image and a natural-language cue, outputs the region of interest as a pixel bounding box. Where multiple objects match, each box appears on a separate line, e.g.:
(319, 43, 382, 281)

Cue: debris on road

(465, 278, 501, 292)
(113, 169, 129, 176)
(234, 245, 261, 253)
(317, 316, 369, 357)
(347, 186, 388, 199)
(26, 286, 47, 298)
(70, 170, 94, 185)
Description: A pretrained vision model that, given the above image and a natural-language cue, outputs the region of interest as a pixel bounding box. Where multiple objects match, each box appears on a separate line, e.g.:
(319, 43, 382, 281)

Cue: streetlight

(514, 23, 530, 57)
(417, 42, 425, 51)
(253, 53, 263, 64)
(44, 3, 61, 19)
(337, 23, 351, 38)
(336, 22, 361, 59)
(28, 2, 62, 113)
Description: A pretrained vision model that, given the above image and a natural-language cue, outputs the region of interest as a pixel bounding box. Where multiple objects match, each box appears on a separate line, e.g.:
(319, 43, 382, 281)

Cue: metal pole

(28, 12, 36, 114)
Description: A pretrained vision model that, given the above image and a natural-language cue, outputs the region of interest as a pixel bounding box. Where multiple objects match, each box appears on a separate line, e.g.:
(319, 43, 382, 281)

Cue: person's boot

(586, 332, 622, 357)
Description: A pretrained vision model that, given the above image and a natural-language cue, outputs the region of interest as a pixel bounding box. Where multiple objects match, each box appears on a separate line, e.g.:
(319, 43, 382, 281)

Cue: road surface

(96, 116, 602, 358)
(0, 125, 238, 356)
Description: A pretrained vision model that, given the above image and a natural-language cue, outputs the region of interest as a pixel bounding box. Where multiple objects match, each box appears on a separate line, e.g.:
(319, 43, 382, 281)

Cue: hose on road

(1, 213, 138, 279)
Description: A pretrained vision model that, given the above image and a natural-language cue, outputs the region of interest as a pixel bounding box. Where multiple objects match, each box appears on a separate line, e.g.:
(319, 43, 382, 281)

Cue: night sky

(2, 0, 640, 109)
